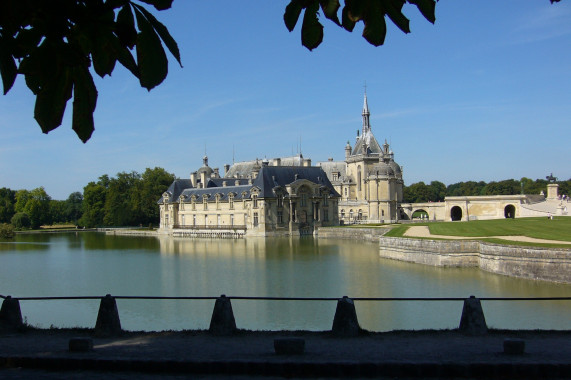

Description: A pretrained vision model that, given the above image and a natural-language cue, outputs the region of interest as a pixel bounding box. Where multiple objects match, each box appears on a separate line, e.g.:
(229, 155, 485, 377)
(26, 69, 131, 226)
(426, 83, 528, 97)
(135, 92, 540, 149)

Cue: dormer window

(229, 193, 234, 210)
(252, 194, 258, 209)
(203, 194, 208, 210)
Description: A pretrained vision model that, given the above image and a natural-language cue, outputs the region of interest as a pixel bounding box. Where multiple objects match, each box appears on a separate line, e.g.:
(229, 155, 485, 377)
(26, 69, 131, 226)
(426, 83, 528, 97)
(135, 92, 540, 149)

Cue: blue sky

(1, 1, 570, 200)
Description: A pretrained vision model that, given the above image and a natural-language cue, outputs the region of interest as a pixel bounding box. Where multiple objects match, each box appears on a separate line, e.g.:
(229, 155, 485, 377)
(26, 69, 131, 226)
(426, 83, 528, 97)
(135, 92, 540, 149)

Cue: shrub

(11, 212, 31, 229)
(0, 223, 15, 239)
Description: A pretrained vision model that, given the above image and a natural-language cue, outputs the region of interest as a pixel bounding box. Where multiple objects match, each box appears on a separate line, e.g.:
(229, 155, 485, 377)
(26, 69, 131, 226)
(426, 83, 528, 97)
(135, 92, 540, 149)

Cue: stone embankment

(318, 227, 571, 284)
(315, 226, 390, 242)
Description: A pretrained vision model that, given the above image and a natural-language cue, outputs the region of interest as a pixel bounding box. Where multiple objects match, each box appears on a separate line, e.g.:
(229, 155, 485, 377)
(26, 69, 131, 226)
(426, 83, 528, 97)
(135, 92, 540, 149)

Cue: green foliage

(65, 192, 84, 223)
(284, 0, 436, 50)
(79, 167, 174, 227)
(0, 0, 181, 142)
(0, 187, 16, 223)
(79, 181, 108, 227)
(0, 222, 15, 239)
(11, 212, 31, 229)
(13, 187, 52, 228)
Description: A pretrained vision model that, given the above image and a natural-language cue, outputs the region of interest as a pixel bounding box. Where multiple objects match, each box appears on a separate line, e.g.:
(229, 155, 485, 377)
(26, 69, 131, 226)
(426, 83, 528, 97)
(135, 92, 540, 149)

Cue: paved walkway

(403, 226, 571, 245)
(1, 329, 571, 378)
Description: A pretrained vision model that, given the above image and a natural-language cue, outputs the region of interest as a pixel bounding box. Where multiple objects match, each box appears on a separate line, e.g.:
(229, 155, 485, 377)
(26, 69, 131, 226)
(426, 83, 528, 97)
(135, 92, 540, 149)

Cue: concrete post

(0, 296, 23, 330)
(331, 296, 360, 337)
(94, 294, 122, 336)
(459, 295, 488, 335)
(209, 295, 236, 335)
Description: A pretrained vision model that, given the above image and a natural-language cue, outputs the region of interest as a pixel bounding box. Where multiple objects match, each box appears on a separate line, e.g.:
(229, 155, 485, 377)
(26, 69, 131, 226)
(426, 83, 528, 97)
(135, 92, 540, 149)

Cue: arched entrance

(450, 206, 462, 221)
(412, 209, 429, 220)
(504, 204, 516, 219)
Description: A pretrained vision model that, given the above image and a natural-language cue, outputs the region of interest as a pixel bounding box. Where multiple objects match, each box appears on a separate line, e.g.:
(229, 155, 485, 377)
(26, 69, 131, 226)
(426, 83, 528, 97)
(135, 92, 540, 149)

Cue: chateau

(158, 92, 566, 236)
(158, 156, 340, 237)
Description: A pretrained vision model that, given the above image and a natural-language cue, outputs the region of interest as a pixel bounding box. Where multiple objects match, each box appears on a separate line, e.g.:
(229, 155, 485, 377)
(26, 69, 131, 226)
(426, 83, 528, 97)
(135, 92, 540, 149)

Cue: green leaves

(285, 0, 437, 49)
(0, 0, 180, 142)
(132, 2, 181, 90)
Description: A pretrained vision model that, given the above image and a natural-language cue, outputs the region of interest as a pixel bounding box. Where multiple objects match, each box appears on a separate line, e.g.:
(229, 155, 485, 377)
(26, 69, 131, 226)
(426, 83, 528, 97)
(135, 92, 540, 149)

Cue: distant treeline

(1, 173, 569, 229)
(403, 178, 571, 203)
(0, 167, 175, 229)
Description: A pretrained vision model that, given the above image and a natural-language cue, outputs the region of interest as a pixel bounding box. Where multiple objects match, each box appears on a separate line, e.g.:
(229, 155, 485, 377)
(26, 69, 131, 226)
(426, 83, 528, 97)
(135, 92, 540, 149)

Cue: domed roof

(388, 160, 402, 177)
(371, 161, 394, 177)
(197, 156, 213, 176)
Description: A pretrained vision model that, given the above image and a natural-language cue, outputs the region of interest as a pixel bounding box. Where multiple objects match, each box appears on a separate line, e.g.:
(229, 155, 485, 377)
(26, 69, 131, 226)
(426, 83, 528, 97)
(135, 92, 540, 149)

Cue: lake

(1, 232, 570, 332)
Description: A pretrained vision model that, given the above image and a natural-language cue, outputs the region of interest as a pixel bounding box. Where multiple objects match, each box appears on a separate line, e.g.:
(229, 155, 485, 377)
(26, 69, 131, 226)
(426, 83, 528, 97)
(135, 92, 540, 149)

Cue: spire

(362, 90, 370, 135)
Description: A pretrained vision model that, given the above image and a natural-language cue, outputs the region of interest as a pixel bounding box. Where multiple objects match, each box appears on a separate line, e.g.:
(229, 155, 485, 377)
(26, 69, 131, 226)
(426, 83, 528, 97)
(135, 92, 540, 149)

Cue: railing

(2, 294, 570, 335)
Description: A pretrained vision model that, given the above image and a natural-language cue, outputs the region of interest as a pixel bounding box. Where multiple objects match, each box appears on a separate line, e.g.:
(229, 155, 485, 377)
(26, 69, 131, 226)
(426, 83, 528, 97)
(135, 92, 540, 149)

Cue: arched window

(357, 166, 362, 192)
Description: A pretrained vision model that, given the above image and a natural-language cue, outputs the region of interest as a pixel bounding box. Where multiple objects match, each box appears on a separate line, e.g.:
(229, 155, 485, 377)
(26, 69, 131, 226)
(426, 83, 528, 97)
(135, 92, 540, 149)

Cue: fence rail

(2, 294, 570, 336)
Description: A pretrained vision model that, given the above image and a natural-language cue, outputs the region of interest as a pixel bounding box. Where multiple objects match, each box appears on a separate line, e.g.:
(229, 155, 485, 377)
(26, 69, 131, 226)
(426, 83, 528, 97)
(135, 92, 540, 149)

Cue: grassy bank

(385, 217, 571, 246)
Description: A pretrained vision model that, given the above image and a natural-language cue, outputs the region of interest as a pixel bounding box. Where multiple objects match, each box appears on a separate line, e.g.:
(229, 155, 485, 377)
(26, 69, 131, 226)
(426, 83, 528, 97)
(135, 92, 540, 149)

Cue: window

(382, 210, 385, 217)
(340, 209, 345, 220)
(180, 202, 184, 211)
(324, 209, 329, 222)
(181, 215, 185, 226)
(229, 194, 234, 210)
(323, 194, 328, 206)
(191, 196, 196, 210)
(332, 172, 338, 181)
(205, 215, 208, 225)
(344, 188, 348, 196)
(277, 210, 283, 224)
(357, 165, 362, 191)
(277, 195, 283, 208)
(230, 214, 234, 226)
(216, 194, 220, 210)
(217, 214, 221, 226)
(252, 194, 258, 208)
(253, 212, 259, 227)
(203, 195, 208, 210)
(193, 215, 196, 226)
(300, 192, 307, 207)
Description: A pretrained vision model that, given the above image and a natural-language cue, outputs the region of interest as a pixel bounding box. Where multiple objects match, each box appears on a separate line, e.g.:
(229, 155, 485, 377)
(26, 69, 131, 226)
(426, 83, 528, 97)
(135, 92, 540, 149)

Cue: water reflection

(0, 232, 569, 331)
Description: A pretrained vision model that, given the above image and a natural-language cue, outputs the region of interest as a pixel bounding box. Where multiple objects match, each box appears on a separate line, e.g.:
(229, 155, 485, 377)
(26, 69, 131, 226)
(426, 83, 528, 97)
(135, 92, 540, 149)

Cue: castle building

(318, 92, 404, 223)
(158, 156, 340, 237)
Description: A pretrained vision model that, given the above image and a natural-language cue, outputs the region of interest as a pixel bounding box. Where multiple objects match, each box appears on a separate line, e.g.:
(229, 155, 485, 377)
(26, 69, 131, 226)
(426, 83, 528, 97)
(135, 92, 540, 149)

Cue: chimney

(222, 181, 227, 187)
(305, 159, 311, 167)
(224, 164, 230, 175)
(190, 172, 197, 187)
(213, 168, 220, 178)
(275, 158, 281, 166)
(200, 171, 207, 188)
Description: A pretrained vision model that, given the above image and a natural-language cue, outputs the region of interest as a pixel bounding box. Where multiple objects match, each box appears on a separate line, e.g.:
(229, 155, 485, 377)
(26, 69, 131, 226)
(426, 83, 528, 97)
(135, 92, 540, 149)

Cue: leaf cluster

(0, 0, 181, 142)
(284, 0, 436, 50)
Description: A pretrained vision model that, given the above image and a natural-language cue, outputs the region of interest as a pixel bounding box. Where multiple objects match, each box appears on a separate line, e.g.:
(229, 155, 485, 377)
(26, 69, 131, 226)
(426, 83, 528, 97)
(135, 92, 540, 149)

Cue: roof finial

(362, 85, 370, 134)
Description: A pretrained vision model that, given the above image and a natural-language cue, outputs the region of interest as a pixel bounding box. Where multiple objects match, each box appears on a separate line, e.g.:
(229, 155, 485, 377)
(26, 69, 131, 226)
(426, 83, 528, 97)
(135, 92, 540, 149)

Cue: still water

(1, 232, 570, 332)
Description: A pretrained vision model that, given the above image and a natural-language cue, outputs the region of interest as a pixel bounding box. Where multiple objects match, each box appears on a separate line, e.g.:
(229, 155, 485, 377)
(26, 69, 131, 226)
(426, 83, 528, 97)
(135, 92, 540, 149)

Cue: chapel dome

(371, 161, 394, 177)
(389, 160, 402, 177)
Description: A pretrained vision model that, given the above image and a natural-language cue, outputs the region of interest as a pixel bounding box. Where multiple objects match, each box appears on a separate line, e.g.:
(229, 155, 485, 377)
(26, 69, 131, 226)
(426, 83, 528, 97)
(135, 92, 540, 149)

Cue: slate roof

(158, 166, 339, 204)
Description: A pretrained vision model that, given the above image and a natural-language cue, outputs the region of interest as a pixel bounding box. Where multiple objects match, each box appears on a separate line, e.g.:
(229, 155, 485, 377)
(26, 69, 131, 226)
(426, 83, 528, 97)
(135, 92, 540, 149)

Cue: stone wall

(478, 243, 571, 283)
(378, 237, 571, 284)
(316, 227, 390, 242)
(378, 237, 479, 267)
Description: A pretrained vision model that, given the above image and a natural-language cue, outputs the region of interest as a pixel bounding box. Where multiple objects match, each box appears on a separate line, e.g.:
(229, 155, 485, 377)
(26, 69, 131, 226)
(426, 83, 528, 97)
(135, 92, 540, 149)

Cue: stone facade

(158, 158, 340, 237)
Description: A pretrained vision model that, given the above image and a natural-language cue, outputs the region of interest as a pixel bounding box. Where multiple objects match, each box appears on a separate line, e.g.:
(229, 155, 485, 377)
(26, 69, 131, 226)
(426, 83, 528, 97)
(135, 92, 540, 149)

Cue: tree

(0, 223, 15, 239)
(0, 0, 181, 142)
(21, 187, 52, 228)
(79, 181, 107, 227)
(65, 191, 84, 223)
(427, 180, 446, 202)
(49, 200, 67, 224)
(0, 187, 16, 223)
(140, 167, 175, 225)
(11, 212, 31, 229)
